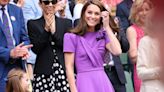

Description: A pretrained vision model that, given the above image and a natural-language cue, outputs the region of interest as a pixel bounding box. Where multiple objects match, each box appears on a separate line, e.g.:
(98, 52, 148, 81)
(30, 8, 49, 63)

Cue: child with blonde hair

(6, 68, 31, 92)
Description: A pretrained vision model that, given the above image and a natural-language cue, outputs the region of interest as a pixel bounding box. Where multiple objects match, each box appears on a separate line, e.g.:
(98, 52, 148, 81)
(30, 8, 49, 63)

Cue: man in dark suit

(116, 0, 133, 32)
(0, 0, 32, 91)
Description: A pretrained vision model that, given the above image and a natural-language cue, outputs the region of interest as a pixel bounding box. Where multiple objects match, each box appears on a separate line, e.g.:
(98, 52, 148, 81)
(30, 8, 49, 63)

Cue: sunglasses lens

(43, 1, 50, 5)
(42, 0, 57, 5)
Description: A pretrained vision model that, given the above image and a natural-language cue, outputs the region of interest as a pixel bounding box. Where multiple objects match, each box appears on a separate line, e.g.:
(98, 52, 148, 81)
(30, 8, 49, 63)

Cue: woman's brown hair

(6, 68, 26, 92)
(71, 0, 119, 35)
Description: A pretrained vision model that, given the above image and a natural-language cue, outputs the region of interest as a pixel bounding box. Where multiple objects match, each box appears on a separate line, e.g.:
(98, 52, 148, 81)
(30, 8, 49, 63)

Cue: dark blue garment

(0, 4, 30, 92)
(116, 0, 133, 31)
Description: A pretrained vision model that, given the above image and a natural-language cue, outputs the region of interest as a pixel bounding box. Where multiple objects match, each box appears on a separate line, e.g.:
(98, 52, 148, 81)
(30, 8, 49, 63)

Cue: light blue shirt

(22, 0, 42, 64)
(22, 0, 42, 25)
(73, 3, 84, 21)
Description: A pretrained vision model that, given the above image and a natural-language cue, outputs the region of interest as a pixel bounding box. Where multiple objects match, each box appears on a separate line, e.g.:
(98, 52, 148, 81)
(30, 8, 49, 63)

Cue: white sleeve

(137, 37, 160, 81)
(73, 4, 84, 20)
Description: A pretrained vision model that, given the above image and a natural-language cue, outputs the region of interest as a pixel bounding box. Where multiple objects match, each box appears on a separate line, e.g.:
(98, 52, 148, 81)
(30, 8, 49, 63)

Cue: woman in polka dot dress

(27, 0, 72, 91)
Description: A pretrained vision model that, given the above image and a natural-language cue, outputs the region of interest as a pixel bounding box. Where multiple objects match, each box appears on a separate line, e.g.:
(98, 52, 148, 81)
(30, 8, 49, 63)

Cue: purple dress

(64, 30, 114, 92)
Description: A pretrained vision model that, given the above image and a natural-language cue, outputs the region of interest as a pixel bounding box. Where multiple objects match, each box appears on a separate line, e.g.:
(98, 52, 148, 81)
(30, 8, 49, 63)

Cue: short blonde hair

(129, 0, 153, 24)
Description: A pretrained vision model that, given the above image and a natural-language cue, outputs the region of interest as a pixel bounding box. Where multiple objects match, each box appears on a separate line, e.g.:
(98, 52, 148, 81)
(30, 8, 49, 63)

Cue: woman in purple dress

(63, 0, 122, 92)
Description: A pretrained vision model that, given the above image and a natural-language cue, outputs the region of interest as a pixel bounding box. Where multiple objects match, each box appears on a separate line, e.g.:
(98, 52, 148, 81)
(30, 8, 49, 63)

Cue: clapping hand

(10, 42, 33, 60)
(44, 14, 54, 32)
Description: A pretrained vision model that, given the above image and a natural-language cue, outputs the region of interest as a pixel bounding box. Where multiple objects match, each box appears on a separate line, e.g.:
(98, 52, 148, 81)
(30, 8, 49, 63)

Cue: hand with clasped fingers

(43, 5, 57, 34)
(44, 13, 55, 32)
(101, 11, 110, 29)
(10, 42, 33, 60)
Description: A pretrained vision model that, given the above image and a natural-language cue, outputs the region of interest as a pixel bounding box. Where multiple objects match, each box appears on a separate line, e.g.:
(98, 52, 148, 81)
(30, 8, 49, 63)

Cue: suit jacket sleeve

(119, 30, 129, 53)
(0, 47, 11, 64)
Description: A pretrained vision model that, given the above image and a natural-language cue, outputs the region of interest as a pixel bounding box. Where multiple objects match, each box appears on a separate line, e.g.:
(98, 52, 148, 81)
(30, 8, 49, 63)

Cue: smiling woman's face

(138, 2, 152, 25)
(84, 4, 101, 28)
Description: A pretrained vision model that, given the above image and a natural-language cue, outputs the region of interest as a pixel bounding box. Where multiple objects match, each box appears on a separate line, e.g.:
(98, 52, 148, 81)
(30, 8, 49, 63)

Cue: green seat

(120, 53, 134, 92)
(120, 53, 128, 65)
(124, 71, 134, 92)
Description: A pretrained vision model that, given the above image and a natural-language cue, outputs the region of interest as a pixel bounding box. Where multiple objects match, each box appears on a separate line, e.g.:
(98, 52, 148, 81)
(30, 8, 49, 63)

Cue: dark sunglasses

(42, 0, 57, 5)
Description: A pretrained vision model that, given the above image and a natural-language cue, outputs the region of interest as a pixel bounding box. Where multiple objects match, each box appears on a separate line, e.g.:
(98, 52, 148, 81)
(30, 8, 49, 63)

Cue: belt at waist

(77, 67, 104, 73)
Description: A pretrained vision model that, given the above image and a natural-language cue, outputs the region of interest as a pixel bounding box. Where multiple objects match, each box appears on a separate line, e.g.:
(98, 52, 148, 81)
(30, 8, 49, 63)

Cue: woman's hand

(44, 13, 55, 32)
(101, 11, 110, 29)
(55, 0, 66, 17)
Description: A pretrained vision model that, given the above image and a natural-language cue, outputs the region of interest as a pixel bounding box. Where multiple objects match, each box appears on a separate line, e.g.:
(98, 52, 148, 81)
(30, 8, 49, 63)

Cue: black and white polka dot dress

(32, 42, 70, 92)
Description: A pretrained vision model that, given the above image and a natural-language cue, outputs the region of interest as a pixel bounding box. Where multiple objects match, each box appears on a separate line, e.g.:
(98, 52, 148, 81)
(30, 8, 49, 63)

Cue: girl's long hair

(6, 68, 26, 92)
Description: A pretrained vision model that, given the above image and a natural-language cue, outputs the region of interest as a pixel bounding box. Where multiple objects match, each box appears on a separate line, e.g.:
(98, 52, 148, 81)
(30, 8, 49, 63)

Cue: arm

(0, 43, 32, 64)
(0, 7, 31, 64)
(63, 33, 77, 92)
(102, 11, 122, 55)
(138, 67, 160, 81)
(65, 52, 77, 92)
(126, 26, 137, 64)
(137, 38, 160, 80)
(105, 26, 122, 55)
(27, 63, 34, 80)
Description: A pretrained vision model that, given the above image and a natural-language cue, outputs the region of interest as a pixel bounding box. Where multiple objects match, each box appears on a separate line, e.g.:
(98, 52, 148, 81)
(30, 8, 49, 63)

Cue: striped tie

(1, 7, 14, 49)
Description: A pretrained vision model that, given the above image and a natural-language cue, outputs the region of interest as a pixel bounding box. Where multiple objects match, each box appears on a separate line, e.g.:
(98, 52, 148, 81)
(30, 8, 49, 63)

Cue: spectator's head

(129, 0, 153, 26)
(6, 68, 30, 92)
(71, 0, 119, 35)
(39, 0, 58, 14)
(0, 0, 10, 6)
(81, 0, 104, 28)
(39, 0, 57, 3)
(71, 0, 105, 35)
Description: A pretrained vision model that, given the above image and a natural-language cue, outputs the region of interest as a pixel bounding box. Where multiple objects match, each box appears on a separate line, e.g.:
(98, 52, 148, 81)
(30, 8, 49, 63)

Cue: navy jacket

(0, 4, 30, 85)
